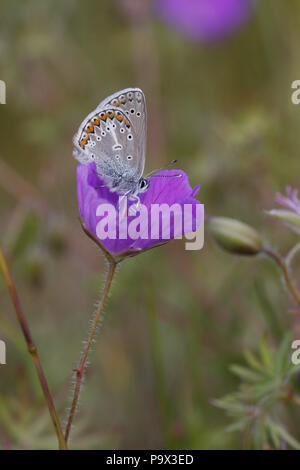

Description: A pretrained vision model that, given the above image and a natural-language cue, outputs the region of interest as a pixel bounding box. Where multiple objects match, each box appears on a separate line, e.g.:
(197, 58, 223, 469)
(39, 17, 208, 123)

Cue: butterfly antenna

(145, 159, 178, 178)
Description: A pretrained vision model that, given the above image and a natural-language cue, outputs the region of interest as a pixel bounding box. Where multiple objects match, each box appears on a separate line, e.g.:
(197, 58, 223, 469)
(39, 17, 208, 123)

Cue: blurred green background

(0, 0, 300, 449)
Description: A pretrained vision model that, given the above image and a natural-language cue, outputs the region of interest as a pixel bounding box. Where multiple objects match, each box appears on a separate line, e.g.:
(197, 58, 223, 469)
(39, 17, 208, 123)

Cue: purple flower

(77, 162, 203, 260)
(275, 187, 300, 216)
(267, 187, 300, 235)
(156, 0, 254, 42)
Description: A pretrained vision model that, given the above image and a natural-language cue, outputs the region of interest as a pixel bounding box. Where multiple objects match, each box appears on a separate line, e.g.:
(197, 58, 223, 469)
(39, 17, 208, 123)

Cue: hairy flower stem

(0, 247, 67, 450)
(263, 247, 300, 306)
(64, 259, 117, 444)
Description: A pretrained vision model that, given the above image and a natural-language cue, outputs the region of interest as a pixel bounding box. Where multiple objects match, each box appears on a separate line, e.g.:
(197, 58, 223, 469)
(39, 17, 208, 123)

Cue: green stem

(0, 247, 67, 450)
(263, 247, 300, 307)
(64, 260, 117, 444)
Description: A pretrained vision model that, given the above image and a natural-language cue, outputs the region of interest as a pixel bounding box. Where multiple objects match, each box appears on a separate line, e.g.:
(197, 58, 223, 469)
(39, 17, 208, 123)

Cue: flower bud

(209, 217, 262, 256)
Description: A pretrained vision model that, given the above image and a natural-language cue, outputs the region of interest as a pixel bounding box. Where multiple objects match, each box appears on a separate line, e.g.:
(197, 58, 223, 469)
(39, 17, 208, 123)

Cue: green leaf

(275, 333, 292, 377)
(225, 417, 252, 433)
(267, 420, 280, 449)
(266, 418, 300, 450)
(259, 336, 274, 373)
(230, 364, 263, 383)
(212, 397, 247, 415)
(253, 418, 266, 450)
(244, 349, 266, 375)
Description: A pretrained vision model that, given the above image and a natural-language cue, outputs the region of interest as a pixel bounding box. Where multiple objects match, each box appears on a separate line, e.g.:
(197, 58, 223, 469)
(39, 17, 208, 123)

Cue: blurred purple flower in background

(77, 162, 203, 259)
(267, 187, 300, 235)
(156, 0, 255, 42)
(275, 187, 300, 216)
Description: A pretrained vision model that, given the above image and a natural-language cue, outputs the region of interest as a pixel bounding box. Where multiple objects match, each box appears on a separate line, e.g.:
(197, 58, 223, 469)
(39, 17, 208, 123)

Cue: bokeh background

(0, 0, 300, 449)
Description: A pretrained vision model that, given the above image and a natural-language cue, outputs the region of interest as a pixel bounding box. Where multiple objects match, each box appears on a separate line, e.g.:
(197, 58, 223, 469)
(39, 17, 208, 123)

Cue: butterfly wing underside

(73, 88, 147, 191)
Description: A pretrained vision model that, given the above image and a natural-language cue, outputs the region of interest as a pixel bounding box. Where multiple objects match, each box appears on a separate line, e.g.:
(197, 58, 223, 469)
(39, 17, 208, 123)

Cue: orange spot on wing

(86, 123, 94, 133)
(111, 99, 120, 107)
(80, 136, 88, 149)
(92, 117, 100, 126)
(107, 110, 115, 119)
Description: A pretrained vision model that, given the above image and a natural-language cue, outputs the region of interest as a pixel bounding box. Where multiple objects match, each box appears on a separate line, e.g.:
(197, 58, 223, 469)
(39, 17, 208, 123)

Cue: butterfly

(73, 87, 153, 204)
(73, 87, 176, 208)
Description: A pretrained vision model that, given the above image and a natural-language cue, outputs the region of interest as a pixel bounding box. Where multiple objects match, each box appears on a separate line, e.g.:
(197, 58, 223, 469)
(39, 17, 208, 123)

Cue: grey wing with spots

(73, 107, 141, 192)
(96, 88, 147, 178)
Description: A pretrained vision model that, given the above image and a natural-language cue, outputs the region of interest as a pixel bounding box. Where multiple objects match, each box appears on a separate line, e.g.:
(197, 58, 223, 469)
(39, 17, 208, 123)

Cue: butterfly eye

(127, 155, 133, 160)
(127, 134, 133, 141)
(136, 112, 141, 117)
(91, 154, 95, 159)
(139, 178, 149, 192)
(106, 126, 110, 132)
(115, 155, 120, 160)
(130, 108, 135, 114)
(120, 128, 125, 133)
(101, 131, 106, 136)
(96, 136, 101, 141)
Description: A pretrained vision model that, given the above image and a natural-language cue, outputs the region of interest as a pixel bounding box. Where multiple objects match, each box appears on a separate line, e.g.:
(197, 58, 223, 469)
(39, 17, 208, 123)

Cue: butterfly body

(73, 88, 149, 201)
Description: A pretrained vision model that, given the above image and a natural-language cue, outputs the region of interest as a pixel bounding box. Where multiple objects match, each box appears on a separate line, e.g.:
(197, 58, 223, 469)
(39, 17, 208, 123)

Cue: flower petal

(77, 163, 203, 258)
